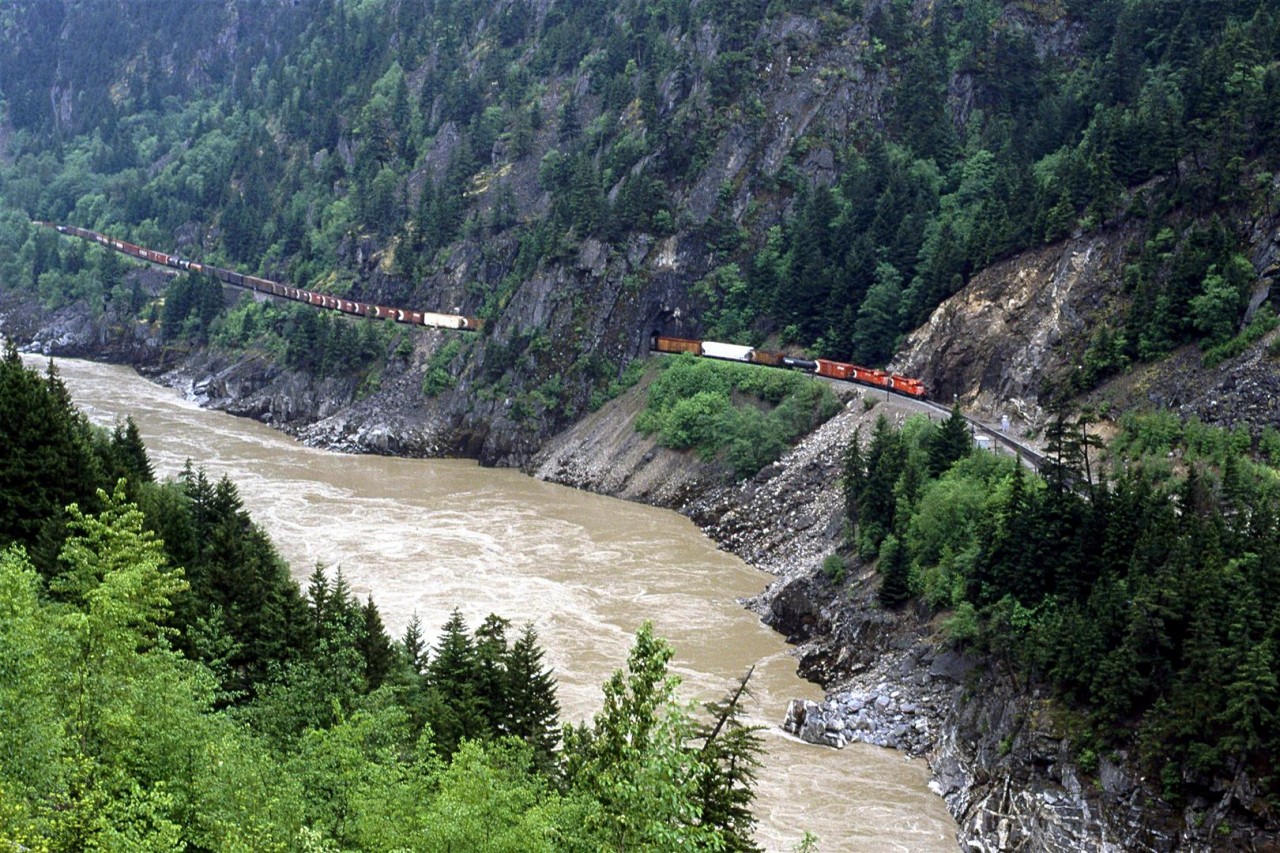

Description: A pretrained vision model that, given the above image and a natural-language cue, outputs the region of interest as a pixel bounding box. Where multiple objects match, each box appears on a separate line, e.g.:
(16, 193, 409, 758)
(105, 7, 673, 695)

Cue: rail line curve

(34, 221, 482, 332)
(651, 333, 1048, 472)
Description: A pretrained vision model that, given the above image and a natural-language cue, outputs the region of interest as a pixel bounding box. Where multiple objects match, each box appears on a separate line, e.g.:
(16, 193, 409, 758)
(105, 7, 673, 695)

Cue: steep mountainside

(893, 187, 1280, 434)
(4, 0, 1280, 463)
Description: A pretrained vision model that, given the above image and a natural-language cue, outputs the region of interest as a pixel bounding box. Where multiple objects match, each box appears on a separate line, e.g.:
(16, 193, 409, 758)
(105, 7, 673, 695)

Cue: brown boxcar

(749, 349, 786, 366)
(851, 365, 889, 387)
(814, 359, 855, 381)
(653, 336, 703, 355)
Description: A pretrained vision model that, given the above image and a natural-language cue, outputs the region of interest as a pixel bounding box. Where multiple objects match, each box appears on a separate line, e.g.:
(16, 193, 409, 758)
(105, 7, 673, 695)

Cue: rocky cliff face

(891, 189, 1280, 440)
(890, 226, 1136, 430)
(2, 269, 173, 364)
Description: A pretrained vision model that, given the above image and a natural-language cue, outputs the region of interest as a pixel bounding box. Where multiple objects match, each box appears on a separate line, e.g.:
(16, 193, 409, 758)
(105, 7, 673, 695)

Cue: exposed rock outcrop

(890, 226, 1136, 431)
(891, 196, 1280, 442)
(2, 269, 174, 365)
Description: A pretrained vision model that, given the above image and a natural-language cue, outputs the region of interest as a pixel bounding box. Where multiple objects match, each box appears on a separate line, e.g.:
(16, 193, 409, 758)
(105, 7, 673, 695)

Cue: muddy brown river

(36, 355, 958, 851)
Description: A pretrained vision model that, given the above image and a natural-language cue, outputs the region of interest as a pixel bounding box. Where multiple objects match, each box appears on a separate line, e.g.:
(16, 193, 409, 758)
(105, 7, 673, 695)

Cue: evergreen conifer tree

(850, 262, 904, 366)
(473, 613, 510, 731)
(857, 415, 904, 558)
(401, 612, 427, 675)
(0, 345, 102, 549)
(877, 533, 912, 607)
(695, 668, 764, 852)
(841, 427, 864, 532)
(426, 608, 483, 754)
(305, 564, 331, 634)
(356, 596, 395, 690)
(927, 404, 972, 477)
(504, 622, 561, 771)
(110, 416, 154, 485)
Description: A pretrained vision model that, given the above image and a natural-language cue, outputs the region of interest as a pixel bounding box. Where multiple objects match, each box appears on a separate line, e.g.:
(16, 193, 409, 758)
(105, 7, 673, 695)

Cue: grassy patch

(636, 354, 841, 478)
(588, 358, 646, 411)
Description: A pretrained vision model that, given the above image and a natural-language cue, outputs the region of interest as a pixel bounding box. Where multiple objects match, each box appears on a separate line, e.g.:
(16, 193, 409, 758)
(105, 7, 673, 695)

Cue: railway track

(35, 221, 482, 333)
(653, 339, 1048, 474)
(43, 220, 1053, 473)
(912, 396, 1047, 471)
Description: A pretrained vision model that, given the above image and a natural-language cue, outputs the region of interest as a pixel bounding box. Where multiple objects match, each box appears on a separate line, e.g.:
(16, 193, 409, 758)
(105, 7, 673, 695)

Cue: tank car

(782, 355, 817, 371)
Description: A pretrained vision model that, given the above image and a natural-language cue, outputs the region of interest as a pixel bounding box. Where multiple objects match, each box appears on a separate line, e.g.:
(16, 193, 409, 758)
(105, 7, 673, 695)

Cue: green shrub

(422, 339, 464, 397)
(663, 390, 733, 452)
(1259, 426, 1280, 468)
(822, 554, 846, 585)
(1114, 410, 1182, 458)
(723, 406, 790, 476)
(637, 354, 840, 478)
(942, 601, 979, 646)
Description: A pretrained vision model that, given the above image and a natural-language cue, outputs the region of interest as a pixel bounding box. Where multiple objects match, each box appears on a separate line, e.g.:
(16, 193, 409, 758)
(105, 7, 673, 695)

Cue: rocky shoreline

(536, 376, 1279, 851)
(6, 293, 1276, 850)
(783, 677, 941, 755)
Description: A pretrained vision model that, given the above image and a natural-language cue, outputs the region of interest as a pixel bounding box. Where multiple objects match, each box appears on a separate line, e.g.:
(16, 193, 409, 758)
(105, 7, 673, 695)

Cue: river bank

(531, 372, 1217, 851)
(24, 352, 959, 851)
(151, 337, 1164, 851)
(2, 294, 1244, 850)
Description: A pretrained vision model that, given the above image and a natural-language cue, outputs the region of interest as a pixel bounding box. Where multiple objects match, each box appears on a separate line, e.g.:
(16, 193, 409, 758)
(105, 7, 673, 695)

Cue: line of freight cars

(652, 335, 927, 398)
(34, 222, 482, 332)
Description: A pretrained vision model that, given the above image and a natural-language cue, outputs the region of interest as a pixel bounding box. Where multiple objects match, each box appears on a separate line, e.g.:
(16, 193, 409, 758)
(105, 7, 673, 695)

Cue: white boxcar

(421, 311, 468, 329)
(700, 341, 754, 362)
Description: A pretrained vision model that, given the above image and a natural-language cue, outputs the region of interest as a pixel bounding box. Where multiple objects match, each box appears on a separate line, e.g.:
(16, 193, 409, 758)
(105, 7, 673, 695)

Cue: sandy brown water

(35, 355, 958, 852)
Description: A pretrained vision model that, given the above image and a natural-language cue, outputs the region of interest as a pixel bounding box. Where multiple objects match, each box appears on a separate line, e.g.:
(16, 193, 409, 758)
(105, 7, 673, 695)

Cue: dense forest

(840, 405, 1280, 813)
(0, 346, 766, 851)
(2, 0, 1280, 407)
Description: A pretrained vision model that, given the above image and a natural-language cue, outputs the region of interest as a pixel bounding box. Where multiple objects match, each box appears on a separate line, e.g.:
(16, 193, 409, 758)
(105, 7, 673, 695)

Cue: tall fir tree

(473, 613, 510, 730)
(504, 622, 561, 772)
(694, 668, 764, 852)
(927, 404, 972, 477)
(357, 596, 395, 690)
(426, 608, 484, 755)
(877, 533, 912, 607)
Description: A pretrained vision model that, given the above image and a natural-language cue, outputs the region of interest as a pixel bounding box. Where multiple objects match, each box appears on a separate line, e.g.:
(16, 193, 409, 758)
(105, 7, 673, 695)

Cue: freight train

(33, 222, 482, 332)
(651, 334, 927, 398)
